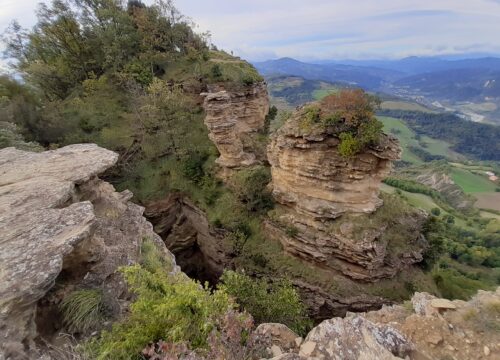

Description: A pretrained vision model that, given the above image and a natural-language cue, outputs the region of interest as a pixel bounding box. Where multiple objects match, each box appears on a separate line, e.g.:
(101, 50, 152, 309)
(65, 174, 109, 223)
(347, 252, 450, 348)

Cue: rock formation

(145, 194, 231, 284)
(0, 144, 178, 359)
(201, 82, 269, 169)
(267, 106, 427, 281)
(260, 288, 500, 360)
(267, 106, 401, 220)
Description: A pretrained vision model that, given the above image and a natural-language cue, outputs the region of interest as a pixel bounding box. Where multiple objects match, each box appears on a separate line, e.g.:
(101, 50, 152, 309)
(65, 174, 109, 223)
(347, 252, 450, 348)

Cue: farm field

(450, 168, 497, 193)
(380, 100, 436, 113)
(381, 184, 468, 228)
(312, 87, 340, 100)
(474, 193, 500, 212)
(377, 116, 460, 164)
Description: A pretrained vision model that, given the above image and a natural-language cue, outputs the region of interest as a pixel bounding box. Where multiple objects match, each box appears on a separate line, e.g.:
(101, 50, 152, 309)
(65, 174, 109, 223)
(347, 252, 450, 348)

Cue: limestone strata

(0, 144, 177, 359)
(201, 82, 269, 168)
(262, 288, 500, 360)
(267, 107, 401, 220)
(266, 107, 426, 281)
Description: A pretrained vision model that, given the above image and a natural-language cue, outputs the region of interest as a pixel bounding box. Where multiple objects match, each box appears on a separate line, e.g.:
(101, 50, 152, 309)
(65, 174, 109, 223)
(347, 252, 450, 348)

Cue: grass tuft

(61, 289, 107, 333)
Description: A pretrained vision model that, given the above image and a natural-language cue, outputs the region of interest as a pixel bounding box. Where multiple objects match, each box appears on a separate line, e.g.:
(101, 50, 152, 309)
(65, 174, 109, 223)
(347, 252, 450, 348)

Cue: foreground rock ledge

(0, 144, 177, 359)
(261, 288, 500, 360)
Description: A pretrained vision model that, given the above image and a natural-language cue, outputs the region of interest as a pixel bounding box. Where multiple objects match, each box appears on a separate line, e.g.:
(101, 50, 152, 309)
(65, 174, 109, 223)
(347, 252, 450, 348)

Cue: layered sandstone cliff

(0, 145, 178, 359)
(266, 106, 426, 281)
(267, 106, 401, 220)
(201, 82, 269, 169)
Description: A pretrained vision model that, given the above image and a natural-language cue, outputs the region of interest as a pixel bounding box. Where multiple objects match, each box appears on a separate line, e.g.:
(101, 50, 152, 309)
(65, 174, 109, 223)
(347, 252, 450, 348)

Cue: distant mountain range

(253, 56, 500, 124)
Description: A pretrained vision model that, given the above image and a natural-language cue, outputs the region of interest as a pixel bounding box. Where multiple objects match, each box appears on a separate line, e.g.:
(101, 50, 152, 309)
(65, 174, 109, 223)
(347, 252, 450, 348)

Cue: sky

(1, 0, 500, 64)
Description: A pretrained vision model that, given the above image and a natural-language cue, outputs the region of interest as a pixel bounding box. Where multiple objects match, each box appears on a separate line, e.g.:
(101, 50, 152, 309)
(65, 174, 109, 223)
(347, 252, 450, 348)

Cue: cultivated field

(474, 193, 500, 212)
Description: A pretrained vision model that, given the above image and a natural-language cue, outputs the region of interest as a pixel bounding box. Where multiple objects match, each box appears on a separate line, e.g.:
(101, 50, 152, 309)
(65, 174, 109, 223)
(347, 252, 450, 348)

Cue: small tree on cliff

(318, 89, 383, 157)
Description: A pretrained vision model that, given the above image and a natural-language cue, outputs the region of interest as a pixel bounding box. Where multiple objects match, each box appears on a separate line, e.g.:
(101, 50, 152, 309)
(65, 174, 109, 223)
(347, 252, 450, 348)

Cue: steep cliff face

(268, 106, 401, 220)
(266, 106, 426, 281)
(0, 145, 178, 359)
(145, 194, 231, 284)
(201, 82, 269, 169)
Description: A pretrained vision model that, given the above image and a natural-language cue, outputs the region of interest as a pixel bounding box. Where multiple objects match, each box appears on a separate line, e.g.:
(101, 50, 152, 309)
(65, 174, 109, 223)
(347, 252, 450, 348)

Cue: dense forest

(377, 109, 500, 161)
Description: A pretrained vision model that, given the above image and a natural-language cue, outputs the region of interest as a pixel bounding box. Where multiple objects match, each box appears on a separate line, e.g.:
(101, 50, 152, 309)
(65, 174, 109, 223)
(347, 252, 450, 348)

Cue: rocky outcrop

(0, 144, 177, 359)
(201, 82, 269, 169)
(261, 288, 500, 360)
(267, 106, 401, 220)
(266, 106, 426, 281)
(145, 194, 231, 284)
(293, 280, 390, 321)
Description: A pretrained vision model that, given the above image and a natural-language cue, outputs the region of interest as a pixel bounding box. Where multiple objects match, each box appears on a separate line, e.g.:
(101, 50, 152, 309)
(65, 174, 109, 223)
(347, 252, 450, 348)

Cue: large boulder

(0, 144, 177, 359)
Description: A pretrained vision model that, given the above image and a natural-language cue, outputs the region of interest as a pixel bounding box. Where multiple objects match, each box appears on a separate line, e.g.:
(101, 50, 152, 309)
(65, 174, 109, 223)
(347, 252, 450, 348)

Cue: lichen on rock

(0, 144, 178, 359)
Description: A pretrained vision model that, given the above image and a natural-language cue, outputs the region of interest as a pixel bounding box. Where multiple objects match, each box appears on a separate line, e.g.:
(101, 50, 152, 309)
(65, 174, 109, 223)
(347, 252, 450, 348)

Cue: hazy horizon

(2, 0, 500, 64)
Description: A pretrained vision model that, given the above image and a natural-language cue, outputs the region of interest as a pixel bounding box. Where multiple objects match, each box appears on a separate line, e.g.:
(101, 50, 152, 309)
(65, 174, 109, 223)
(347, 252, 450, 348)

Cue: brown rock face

(267, 107, 426, 281)
(145, 194, 231, 284)
(267, 107, 401, 220)
(201, 82, 269, 169)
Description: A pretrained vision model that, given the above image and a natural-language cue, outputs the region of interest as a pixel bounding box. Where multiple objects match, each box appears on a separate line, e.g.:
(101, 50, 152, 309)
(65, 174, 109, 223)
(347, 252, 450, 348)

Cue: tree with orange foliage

(319, 89, 380, 127)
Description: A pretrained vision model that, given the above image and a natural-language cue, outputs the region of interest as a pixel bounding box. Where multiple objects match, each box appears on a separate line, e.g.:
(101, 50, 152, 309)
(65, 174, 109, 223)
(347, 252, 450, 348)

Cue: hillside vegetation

(1, 1, 499, 358)
(378, 109, 500, 161)
(1, 0, 262, 206)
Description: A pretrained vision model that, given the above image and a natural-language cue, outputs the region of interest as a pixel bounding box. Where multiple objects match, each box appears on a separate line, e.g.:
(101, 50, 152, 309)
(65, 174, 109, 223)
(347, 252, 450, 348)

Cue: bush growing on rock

(232, 166, 273, 213)
(86, 241, 244, 359)
(298, 89, 384, 157)
(218, 270, 312, 336)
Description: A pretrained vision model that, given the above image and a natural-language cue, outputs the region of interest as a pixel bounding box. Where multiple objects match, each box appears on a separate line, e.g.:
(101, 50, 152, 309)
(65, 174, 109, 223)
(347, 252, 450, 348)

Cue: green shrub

(218, 271, 312, 336)
(140, 238, 172, 273)
(431, 207, 441, 216)
(232, 166, 273, 213)
(60, 289, 107, 334)
(87, 244, 235, 359)
(299, 106, 321, 132)
(242, 74, 256, 85)
(338, 132, 360, 158)
(122, 62, 153, 85)
(211, 64, 223, 79)
(358, 117, 383, 145)
(182, 151, 209, 184)
(432, 266, 492, 300)
(321, 111, 342, 127)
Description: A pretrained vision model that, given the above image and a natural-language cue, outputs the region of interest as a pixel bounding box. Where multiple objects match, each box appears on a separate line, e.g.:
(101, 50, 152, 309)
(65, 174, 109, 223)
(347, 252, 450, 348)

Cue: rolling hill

(254, 56, 500, 124)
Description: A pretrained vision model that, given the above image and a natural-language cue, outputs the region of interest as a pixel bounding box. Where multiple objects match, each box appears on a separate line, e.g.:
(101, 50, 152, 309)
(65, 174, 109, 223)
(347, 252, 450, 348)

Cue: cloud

(2, 0, 500, 62)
